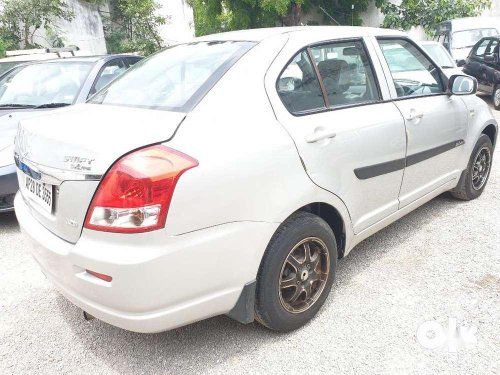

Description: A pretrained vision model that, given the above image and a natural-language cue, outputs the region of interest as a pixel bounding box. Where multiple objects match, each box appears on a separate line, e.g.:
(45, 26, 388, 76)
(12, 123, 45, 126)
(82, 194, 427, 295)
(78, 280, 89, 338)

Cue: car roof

(194, 26, 406, 43)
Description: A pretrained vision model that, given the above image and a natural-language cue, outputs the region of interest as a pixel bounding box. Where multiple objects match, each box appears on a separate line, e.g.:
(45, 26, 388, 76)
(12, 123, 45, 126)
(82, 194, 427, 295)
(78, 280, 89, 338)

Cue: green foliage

(103, 0, 167, 56)
(375, 0, 492, 35)
(188, 0, 371, 36)
(0, 0, 74, 48)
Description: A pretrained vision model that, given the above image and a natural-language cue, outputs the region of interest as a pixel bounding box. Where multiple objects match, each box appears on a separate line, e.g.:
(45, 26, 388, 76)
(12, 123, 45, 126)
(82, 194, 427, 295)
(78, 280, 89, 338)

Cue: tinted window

(90, 41, 254, 111)
(310, 40, 380, 108)
(277, 50, 325, 114)
(378, 39, 444, 98)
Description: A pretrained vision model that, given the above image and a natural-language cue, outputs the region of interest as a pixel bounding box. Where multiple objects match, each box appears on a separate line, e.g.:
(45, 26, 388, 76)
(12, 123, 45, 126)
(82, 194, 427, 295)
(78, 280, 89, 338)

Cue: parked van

(435, 17, 500, 62)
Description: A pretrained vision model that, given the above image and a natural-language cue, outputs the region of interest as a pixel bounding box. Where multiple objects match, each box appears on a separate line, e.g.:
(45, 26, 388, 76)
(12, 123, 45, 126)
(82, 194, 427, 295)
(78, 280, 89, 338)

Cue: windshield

(0, 61, 92, 107)
(421, 44, 455, 68)
(0, 61, 25, 77)
(89, 41, 255, 111)
(452, 28, 498, 49)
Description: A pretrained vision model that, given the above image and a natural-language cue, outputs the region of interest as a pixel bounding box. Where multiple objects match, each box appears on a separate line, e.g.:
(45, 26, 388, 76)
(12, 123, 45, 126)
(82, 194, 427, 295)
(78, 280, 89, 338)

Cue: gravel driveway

(1, 103, 499, 375)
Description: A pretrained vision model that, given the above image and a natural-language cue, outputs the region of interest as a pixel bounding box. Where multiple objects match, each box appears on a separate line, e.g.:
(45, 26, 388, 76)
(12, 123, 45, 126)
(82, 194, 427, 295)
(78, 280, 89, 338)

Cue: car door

(266, 37, 407, 234)
(483, 39, 499, 93)
(464, 38, 492, 92)
(375, 37, 469, 207)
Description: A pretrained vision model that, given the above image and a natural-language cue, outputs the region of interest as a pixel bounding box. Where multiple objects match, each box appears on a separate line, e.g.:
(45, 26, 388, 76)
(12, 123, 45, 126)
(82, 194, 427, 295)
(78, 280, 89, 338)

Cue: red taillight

(84, 145, 198, 233)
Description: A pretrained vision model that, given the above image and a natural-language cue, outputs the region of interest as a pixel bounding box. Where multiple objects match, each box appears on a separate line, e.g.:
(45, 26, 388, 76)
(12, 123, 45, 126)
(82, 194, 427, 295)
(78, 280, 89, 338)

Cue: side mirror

(456, 59, 466, 67)
(447, 74, 477, 96)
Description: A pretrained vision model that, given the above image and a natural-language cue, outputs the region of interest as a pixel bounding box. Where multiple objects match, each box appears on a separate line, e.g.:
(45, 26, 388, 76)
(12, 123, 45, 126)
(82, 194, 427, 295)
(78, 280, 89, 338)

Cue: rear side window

(310, 40, 380, 108)
(277, 51, 326, 114)
(90, 41, 254, 112)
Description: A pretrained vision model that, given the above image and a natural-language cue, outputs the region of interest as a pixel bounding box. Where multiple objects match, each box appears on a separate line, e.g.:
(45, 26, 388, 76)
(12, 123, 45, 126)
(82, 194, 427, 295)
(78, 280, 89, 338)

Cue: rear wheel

(451, 134, 493, 200)
(255, 212, 337, 332)
(493, 85, 500, 110)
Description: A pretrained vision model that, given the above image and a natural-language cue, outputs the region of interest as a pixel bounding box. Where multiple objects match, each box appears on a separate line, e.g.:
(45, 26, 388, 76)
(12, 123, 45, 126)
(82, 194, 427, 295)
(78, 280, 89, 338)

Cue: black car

(0, 54, 142, 212)
(462, 36, 500, 109)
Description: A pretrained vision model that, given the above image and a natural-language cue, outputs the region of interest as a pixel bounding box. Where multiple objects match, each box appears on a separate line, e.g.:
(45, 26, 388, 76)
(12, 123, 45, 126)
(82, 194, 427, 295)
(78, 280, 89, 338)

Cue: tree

(188, 0, 371, 37)
(0, 0, 74, 48)
(375, 0, 491, 36)
(102, 0, 167, 55)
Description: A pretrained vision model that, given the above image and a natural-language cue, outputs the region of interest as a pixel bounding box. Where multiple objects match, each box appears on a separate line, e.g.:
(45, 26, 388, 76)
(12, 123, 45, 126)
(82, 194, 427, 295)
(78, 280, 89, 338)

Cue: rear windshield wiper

(0, 104, 36, 109)
(34, 103, 71, 109)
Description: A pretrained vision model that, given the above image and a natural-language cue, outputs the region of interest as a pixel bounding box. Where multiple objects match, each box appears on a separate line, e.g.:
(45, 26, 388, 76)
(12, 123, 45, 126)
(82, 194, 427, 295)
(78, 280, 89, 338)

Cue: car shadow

(54, 192, 463, 374)
(0, 211, 19, 232)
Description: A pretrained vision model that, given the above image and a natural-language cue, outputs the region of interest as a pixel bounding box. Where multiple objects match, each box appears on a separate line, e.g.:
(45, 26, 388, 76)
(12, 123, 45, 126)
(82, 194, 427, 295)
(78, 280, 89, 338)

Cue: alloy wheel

(495, 89, 500, 107)
(278, 237, 330, 314)
(471, 146, 492, 191)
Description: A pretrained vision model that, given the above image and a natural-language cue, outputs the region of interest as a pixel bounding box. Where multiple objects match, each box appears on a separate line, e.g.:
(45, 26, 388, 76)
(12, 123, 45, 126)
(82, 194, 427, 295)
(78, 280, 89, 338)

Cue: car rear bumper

(15, 193, 277, 333)
(0, 164, 17, 212)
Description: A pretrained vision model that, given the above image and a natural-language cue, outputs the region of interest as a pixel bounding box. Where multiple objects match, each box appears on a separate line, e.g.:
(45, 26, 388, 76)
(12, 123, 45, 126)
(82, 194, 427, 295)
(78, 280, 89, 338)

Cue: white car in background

(420, 41, 463, 77)
(14, 27, 497, 333)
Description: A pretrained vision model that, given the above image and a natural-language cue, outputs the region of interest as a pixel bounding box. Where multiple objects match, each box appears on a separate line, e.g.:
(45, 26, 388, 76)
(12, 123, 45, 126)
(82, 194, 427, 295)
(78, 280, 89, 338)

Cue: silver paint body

(14, 27, 497, 333)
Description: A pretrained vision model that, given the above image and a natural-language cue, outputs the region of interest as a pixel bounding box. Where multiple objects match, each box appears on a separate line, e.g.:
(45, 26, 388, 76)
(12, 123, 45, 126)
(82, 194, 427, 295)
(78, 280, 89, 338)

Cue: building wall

(157, 0, 195, 45)
(33, 0, 107, 54)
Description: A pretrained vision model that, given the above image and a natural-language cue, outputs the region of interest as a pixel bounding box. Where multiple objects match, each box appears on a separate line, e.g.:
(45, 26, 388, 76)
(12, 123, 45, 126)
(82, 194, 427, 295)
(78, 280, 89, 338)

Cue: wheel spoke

(287, 255, 302, 271)
(310, 254, 321, 272)
(280, 273, 297, 289)
(304, 242, 312, 262)
(303, 282, 312, 300)
(287, 286, 303, 304)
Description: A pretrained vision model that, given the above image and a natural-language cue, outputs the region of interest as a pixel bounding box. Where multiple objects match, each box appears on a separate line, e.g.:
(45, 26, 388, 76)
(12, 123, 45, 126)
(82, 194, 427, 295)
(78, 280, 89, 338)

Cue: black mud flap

(226, 281, 256, 324)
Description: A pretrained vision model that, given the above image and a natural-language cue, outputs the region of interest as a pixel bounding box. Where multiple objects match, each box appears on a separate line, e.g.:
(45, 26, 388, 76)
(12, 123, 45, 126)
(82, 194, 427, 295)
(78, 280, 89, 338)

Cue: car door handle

(406, 110, 424, 121)
(305, 129, 337, 143)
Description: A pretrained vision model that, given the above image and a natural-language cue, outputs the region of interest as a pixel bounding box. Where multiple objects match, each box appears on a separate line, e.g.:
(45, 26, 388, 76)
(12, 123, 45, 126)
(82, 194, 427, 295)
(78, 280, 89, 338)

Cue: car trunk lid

(15, 103, 185, 243)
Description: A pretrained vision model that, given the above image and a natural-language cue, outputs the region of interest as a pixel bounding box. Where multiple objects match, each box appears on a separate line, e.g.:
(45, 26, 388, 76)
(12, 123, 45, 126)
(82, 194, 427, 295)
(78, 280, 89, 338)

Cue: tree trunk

(283, 2, 302, 26)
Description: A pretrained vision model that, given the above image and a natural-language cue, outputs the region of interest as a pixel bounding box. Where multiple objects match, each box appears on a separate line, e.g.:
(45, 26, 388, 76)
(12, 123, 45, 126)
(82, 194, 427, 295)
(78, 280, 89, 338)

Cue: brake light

(84, 145, 198, 233)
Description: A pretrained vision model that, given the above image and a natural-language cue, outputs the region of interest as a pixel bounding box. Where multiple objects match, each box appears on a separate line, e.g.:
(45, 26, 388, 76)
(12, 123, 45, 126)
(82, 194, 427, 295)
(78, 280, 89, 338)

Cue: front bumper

(15, 193, 277, 333)
(0, 164, 17, 212)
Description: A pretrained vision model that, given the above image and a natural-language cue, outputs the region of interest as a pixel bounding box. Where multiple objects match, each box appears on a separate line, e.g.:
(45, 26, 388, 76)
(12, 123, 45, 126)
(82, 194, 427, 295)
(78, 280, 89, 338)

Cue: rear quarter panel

(164, 33, 353, 244)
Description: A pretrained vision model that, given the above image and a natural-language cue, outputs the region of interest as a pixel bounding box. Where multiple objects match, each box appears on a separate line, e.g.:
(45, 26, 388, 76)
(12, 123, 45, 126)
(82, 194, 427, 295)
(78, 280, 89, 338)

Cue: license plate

(22, 174, 53, 213)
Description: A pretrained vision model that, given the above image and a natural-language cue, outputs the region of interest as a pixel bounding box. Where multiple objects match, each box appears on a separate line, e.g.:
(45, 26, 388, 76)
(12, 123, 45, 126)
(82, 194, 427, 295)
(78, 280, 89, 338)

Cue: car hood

(15, 103, 186, 175)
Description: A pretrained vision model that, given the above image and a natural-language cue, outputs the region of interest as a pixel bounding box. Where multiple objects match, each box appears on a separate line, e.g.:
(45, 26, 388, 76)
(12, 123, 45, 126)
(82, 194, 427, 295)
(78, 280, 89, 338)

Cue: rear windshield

(89, 41, 255, 112)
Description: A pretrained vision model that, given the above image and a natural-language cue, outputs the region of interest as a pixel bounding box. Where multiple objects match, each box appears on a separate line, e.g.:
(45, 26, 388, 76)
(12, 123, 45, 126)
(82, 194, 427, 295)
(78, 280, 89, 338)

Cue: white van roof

(440, 17, 500, 32)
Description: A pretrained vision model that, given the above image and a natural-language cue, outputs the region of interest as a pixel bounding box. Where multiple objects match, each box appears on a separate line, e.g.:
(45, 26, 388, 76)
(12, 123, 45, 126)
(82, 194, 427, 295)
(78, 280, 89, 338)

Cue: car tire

(493, 85, 500, 110)
(254, 211, 337, 332)
(451, 134, 493, 200)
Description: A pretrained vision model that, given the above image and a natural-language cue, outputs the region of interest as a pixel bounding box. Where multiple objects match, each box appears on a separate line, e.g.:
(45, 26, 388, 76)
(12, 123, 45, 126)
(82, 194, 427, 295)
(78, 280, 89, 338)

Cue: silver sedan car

(13, 27, 497, 333)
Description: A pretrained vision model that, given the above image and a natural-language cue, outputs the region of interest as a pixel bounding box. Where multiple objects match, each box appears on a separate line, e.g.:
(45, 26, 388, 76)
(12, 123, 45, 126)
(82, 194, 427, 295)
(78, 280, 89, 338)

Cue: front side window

(90, 41, 254, 112)
(0, 62, 92, 106)
(378, 39, 444, 98)
(310, 40, 380, 107)
(277, 50, 325, 114)
(473, 39, 491, 58)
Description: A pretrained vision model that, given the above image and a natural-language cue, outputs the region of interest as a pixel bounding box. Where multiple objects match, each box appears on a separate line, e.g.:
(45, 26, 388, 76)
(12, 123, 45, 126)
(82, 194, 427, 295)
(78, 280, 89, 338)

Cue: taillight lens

(84, 145, 198, 233)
